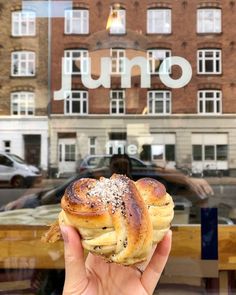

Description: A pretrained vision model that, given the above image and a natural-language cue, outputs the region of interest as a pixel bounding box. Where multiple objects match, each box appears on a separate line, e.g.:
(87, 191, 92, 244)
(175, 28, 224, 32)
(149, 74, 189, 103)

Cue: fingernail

(60, 225, 69, 243)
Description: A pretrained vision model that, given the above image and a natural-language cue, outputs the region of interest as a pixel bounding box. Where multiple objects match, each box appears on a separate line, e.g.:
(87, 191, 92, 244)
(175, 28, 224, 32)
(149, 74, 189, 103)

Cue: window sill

(196, 32, 222, 36)
(11, 35, 37, 38)
(10, 75, 36, 78)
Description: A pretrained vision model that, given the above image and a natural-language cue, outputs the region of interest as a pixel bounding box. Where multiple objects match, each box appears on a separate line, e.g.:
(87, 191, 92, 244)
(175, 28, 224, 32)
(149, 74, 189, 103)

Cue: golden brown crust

(42, 174, 174, 265)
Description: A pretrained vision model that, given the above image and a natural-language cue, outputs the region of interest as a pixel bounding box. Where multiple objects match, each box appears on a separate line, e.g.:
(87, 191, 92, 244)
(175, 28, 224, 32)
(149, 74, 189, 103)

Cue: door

(24, 135, 41, 167)
(58, 138, 76, 174)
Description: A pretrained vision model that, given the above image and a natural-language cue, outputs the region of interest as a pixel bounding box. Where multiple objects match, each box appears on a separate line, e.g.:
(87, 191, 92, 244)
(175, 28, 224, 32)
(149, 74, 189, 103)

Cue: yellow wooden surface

(0, 225, 235, 270)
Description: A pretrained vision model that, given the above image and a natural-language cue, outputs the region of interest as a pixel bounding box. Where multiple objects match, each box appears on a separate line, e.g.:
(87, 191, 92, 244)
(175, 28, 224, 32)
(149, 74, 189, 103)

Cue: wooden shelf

(0, 225, 236, 271)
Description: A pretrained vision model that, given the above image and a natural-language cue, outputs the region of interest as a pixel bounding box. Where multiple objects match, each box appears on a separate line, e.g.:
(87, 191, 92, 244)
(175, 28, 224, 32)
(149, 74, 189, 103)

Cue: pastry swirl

(42, 174, 174, 265)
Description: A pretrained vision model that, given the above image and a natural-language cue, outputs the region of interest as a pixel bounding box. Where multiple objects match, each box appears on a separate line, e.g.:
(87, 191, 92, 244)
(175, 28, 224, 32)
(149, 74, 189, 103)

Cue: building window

(147, 9, 171, 34)
(148, 91, 171, 114)
(193, 144, 228, 161)
(111, 49, 125, 74)
(64, 9, 89, 34)
(3, 141, 11, 153)
(89, 137, 96, 155)
(109, 9, 126, 34)
(197, 8, 221, 33)
(65, 144, 76, 161)
(12, 11, 36, 36)
(110, 90, 125, 114)
(64, 91, 88, 115)
(11, 51, 35, 76)
(64, 49, 88, 74)
(197, 49, 221, 74)
(147, 49, 171, 74)
(198, 90, 222, 114)
(11, 92, 35, 116)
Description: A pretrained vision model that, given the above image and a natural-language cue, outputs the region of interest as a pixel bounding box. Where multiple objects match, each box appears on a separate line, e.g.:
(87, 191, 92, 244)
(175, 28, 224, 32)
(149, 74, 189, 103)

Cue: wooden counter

(0, 225, 236, 271)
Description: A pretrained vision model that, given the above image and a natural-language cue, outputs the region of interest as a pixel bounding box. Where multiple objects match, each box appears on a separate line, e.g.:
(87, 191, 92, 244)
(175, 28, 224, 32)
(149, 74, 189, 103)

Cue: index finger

(141, 230, 172, 295)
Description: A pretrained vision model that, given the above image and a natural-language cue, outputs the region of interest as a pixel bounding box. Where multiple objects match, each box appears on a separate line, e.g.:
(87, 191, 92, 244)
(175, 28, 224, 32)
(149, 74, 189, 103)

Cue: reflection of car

(77, 155, 107, 173)
(0, 152, 42, 188)
(78, 154, 157, 173)
(2, 164, 185, 210)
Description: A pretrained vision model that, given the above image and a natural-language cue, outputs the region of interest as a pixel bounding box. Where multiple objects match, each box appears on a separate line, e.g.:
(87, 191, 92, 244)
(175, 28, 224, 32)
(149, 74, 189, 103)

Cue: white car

(0, 152, 42, 188)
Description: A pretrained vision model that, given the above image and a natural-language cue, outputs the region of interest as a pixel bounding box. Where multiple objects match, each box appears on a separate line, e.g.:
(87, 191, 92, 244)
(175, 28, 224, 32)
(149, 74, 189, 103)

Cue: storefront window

(0, 1, 236, 294)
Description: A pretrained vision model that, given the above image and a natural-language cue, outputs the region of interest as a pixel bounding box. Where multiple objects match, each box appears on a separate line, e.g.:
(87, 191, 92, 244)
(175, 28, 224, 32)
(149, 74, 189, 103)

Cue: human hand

(3, 198, 26, 211)
(187, 178, 214, 199)
(60, 226, 172, 295)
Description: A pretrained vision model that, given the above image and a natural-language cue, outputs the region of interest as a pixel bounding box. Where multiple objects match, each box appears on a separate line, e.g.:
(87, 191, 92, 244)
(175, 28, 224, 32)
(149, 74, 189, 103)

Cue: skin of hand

(60, 226, 172, 295)
(186, 177, 214, 199)
(3, 197, 27, 211)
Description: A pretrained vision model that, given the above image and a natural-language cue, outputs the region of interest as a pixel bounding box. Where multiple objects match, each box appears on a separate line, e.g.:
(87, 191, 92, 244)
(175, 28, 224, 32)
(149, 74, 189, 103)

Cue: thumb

(60, 225, 88, 295)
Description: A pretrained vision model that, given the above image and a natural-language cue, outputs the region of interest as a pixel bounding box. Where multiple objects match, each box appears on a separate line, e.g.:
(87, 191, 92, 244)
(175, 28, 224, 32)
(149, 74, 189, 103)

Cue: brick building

(0, 0, 49, 170)
(49, 0, 236, 176)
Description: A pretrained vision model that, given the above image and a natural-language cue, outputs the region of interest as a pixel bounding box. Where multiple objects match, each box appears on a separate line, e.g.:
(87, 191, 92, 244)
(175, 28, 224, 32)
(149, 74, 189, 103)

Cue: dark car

(77, 154, 157, 173)
(1, 163, 188, 211)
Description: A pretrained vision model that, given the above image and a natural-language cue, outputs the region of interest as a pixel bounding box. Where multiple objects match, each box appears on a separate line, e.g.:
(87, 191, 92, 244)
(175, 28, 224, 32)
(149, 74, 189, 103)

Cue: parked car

(77, 155, 108, 173)
(0, 152, 42, 188)
(77, 154, 157, 173)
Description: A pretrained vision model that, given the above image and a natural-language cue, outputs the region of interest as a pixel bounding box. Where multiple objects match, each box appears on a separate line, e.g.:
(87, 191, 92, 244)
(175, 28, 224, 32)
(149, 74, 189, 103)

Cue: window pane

(193, 145, 202, 161)
(217, 145, 228, 160)
(165, 145, 175, 161)
(205, 145, 215, 160)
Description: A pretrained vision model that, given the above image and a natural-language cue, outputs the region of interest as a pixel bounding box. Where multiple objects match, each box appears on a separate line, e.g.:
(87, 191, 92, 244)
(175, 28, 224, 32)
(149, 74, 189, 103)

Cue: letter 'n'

(81, 57, 111, 89)
(121, 57, 151, 88)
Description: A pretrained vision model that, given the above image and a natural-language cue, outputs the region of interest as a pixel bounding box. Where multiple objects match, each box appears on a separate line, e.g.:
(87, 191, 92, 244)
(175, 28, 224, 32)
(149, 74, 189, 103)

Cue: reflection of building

(50, 0, 236, 176)
(0, 1, 48, 171)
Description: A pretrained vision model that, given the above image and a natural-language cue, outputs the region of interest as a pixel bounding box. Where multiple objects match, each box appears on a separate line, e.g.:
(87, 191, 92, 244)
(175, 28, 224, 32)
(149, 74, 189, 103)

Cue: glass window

(11, 92, 35, 116)
(198, 90, 222, 114)
(147, 9, 171, 34)
(217, 145, 228, 160)
(148, 91, 171, 114)
(109, 9, 126, 34)
(205, 145, 215, 160)
(64, 49, 88, 74)
(65, 144, 76, 161)
(165, 144, 175, 161)
(89, 137, 96, 155)
(197, 8, 222, 33)
(197, 49, 221, 74)
(11, 51, 35, 76)
(3, 141, 11, 153)
(64, 9, 89, 34)
(110, 90, 125, 114)
(147, 49, 171, 74)
(111, 49, 125, 74)
(193, 145, 202, 161)
(12, 10, 36, 36)
(64, 91, 88, 115)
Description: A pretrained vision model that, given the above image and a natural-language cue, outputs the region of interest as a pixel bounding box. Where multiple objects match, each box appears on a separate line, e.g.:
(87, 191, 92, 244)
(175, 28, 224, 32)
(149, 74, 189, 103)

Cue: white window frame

(109, 9, 126, 34)
(88, 137, 97, 155)
(147, 49, 171, 74)
(3, 141, 11, 153)
(197, 8, 222, 33)
(64, 9, 89, 34)
(197, 49, 221, 74)
(147, 9, 171, 34)
(148, 91, 171, 115)
(64, 49, 88, 74)
(11, 92, 35, 116)
(11, 51, 36, 76)
(198, 90, 222, 114)
(110, 90, 125, 115)
(64, 90, 88, 115)
(110, 49, 125, 74)
(12, 10, 36, 36)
